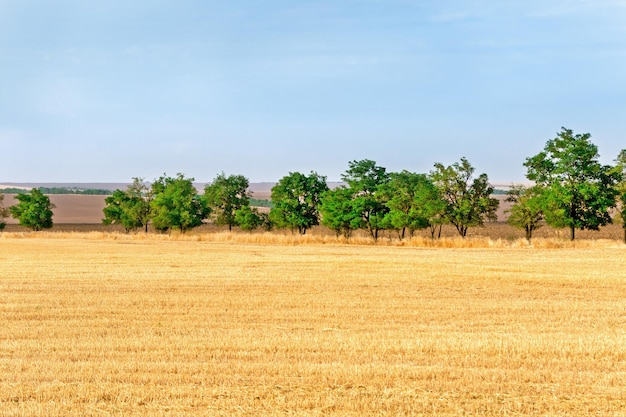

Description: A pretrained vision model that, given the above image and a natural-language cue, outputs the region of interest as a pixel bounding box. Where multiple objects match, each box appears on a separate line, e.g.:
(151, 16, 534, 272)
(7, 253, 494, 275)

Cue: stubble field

(1, 233, 625, 416)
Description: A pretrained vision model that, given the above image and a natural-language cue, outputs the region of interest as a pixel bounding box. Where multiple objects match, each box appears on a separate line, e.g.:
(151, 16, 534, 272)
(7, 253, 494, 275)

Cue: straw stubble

(1, 236, 625, 415)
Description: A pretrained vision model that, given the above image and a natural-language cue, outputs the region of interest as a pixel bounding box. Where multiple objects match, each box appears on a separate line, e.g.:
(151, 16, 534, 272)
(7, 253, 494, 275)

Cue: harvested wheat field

(1, 233, 625, 416)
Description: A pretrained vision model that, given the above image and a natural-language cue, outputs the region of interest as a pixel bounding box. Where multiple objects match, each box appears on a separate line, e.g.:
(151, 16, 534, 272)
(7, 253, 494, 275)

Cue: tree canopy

(524, 128, 620, 240)
(379, 171, 444, 239)
(431, 157, 499, 238)
(9, 188, 55, 231)
(204, 173, 251, 231)
(102, 178, 152, 233)
(150, 173, 209, 233)
(269, 171, 328, 234)
(340, 159, 390, 241)
(505, 185, 544, 241)
(320, 186, 362, 238)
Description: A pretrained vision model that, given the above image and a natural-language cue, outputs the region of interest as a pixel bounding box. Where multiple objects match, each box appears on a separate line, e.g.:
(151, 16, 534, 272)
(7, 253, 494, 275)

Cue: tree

(150, 173, 209, 233)
(0, 193, 9, 230)
(9, 188, 55, 231)
(340, 159, 390, 241)
(615, 149, 626, 244)
(269, 171, 328, 234)
(320, 186, 362, 238)
(431, 157, 499, 238)
(524, 128, 620, 240)
(416, 178, 448, 239)
(234, 206, 264, 231)
(379, 171, 444, 239)
(505, 185, 544, 241)
(102, 178, 152, 233)
(204, 173, 251, 231)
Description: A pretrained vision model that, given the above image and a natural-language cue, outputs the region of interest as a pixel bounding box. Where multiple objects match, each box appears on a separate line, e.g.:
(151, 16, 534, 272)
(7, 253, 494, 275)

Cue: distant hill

(0, 182, 349, 199)
(1, 182, 514, 224)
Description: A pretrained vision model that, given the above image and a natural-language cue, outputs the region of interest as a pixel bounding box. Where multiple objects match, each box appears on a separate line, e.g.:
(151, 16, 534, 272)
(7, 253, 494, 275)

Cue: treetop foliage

(150, 173, 209, 233)
(204, 173, 251, 231)
(270, 171, 329, 235)
(8, 188, 55, 231)
(524, 127, 621, 240)
(431, 157, 499, 238)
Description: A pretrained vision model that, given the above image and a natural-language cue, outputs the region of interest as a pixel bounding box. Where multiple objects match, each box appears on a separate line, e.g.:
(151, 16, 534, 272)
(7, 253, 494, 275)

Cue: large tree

(340, 159, 390, 241)
(102, 178, 152, 233)
(150, 173, 209, 233)
(9, 188, 55, 231)
(379, 171, 445, 240)
(269, 171, 328, 234)
(204, 173, 251, 231)
(505, 185, 544, 241)
(524, 128, 620, 240)
(431, 157, 498, 238)
(320, 186, 362, 238)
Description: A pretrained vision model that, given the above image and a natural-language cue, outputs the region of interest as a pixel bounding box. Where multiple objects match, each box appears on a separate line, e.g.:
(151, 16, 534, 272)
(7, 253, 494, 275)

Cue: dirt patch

(2, 194, 107, 224)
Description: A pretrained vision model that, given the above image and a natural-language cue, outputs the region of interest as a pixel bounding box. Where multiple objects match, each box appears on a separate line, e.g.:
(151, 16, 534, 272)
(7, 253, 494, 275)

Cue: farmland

(1, 233, 625, 416)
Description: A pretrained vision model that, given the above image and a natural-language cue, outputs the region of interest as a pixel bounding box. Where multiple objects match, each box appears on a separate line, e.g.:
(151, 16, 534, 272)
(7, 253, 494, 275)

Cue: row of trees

(2, 128, 625, 241)
(94, 158, 499, 241)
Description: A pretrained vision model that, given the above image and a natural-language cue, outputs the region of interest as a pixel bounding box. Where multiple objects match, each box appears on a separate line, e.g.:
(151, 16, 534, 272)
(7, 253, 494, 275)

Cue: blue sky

(1, 1, 625, 183)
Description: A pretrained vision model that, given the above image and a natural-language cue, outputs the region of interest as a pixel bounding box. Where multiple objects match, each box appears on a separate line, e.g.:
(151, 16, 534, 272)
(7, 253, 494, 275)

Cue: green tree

(341, 159, 390, 241)
(9, 188, 55, 231)
(431, 157, 499, 238)
(417, 178, 448, 239)
(204, 173, 251, 231)
(615, 149, 626, 244)
(379, 171, 443, 239)
(505, 185, 544, 241)
(320, 186, 362, 238)
(150, 173, 209, 233)
(0, 193, 10, 230)
(234, 206, 264, 231)
(269, 171, 329, 234)
(102, 178, 152, 233)
(524, 128, 620, 240)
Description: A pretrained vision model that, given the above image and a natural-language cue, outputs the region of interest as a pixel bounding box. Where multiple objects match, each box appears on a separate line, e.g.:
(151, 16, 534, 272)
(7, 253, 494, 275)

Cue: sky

(1, 0, 625, 183)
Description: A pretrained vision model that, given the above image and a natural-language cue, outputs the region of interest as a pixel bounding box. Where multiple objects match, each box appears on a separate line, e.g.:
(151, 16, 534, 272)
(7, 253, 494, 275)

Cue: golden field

(1, 232, 625, 416)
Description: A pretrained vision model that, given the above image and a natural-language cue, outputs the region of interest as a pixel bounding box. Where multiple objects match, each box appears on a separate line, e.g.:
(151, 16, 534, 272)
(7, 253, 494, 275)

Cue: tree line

(2, 128, 626, 242)
(0, 187, 112, 195)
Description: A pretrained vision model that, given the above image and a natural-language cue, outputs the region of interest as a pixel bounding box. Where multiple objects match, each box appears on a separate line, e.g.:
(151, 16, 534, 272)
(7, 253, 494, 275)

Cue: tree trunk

(623, 227, 626, 245)
(570, 226, 575, 241)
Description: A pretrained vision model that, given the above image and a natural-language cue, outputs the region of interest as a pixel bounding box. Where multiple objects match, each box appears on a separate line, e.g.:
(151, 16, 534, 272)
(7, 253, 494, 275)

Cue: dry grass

(1, 234, 625, 416)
